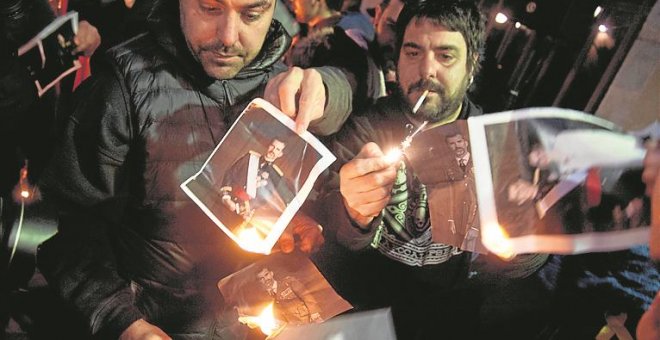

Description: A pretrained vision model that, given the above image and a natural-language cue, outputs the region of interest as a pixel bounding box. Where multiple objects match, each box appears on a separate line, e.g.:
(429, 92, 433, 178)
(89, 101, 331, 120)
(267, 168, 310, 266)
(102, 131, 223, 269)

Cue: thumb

(650, 177, 660, 260)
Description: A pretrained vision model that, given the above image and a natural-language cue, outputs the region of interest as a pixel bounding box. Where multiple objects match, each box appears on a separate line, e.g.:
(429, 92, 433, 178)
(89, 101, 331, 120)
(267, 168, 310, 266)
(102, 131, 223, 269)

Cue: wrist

(343, 200, 375, 230)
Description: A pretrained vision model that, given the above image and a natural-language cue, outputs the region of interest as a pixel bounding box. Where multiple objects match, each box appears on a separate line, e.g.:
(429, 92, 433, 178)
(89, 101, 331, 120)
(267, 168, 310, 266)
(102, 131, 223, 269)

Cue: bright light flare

(598, 24, 608, 33)
(495, 12, 508, 24)
(238, 303, 283, 337)
(20, 190, 30, 198)
(237, 227, 266, 253)
(515, 22, 521, 29)
(482, 223, 515, 260)
(384, 148, 402, 164)
(593, 6, 602, 17)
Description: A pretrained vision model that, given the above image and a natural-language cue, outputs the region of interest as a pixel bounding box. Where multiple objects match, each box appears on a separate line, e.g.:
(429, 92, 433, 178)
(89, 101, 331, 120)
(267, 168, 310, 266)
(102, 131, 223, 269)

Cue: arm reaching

(264, 66, 352, 135)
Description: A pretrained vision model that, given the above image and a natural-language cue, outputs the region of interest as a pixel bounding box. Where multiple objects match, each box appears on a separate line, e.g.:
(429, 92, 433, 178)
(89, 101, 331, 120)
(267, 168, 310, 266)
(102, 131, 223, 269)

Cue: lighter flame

(384, 148, 402, 164)
(20, 190, 30, 198)
(238, 302, 283, 337)
(482, 223, 515, 260)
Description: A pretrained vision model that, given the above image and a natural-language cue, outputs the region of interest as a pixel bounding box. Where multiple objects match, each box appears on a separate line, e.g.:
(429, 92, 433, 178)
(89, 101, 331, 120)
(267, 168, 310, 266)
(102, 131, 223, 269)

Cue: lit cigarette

(412, 90, 430, 113)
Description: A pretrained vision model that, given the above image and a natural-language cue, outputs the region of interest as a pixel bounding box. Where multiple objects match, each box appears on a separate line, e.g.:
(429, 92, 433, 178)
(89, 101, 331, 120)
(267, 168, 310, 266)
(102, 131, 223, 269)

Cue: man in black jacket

(319, 1, 549, 338)
(38, 0, 354, 338)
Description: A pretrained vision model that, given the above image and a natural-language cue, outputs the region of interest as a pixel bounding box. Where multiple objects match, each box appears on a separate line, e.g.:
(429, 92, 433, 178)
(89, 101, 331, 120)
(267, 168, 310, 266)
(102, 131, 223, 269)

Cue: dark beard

(396, 75, 470, 123)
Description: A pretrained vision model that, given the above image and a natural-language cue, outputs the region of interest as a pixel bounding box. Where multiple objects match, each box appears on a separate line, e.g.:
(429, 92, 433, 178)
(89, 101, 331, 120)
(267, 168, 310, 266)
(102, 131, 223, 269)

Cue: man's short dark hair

(395, 0, 486, 76)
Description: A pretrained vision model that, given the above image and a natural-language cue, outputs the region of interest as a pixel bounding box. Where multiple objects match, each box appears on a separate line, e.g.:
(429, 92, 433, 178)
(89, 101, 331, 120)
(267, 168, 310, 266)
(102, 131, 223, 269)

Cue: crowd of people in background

(1, 0, 658, 339)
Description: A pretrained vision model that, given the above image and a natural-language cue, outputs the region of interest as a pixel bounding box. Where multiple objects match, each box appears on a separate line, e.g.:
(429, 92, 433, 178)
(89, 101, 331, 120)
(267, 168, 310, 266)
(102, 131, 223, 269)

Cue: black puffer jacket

(38, 2, 353, 338)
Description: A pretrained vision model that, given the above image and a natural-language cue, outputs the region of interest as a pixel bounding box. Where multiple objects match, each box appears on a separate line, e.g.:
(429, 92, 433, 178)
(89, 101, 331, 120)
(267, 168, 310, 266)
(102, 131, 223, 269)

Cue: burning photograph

(217, 252, 353, 338)
(181, 98, 335, 254)
(405, 120, 487, 253)
(468, 108, 650, 256)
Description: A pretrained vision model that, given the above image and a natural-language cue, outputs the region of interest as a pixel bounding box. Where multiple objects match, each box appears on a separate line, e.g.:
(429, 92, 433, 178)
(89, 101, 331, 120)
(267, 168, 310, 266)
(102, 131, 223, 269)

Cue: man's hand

(637, 291, 660, 340)
(637, 142, 660, 340)
(276, 213, 324, 253)
(507, 179, 538, 206)
(642, 143, 660, 260)
(264, 67, 325, 133)
(120, 319, 171, 340)
(74, 21, 101, 57)
(642, 141, 659, 196)
(340, 143, 398, 228)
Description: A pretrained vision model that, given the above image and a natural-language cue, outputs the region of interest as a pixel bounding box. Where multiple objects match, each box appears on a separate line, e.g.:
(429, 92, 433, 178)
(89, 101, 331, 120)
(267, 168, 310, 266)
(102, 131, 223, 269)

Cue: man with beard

(319, 1, 548, 338)
(37, 0, 355, 338)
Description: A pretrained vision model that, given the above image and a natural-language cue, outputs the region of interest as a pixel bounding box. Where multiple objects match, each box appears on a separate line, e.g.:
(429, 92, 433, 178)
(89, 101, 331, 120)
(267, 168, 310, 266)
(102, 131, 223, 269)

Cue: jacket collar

(147, 0, 291, 86)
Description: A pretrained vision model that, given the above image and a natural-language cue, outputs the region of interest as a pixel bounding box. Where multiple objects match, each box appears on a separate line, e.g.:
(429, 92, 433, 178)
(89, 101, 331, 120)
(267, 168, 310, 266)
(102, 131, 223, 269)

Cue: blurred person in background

(287, 0, 383, 111)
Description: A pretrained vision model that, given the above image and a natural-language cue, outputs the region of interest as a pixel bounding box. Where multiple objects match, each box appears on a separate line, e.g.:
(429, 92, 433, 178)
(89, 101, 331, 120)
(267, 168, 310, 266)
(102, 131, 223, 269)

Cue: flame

(482, 223, 515, 260)
(237, 227, 266, 253)
(384, 148, 402, 164)
(12, 161, 39, 205)
(238, 302, 283, 337)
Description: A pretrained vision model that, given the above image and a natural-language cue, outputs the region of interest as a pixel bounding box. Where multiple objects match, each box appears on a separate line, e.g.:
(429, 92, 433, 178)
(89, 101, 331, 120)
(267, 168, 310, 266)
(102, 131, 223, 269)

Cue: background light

(598, 24, 608, 33)
(515, 22, 522, 29)
(495, 12, 508, 24)
(594, 6, 603, 17)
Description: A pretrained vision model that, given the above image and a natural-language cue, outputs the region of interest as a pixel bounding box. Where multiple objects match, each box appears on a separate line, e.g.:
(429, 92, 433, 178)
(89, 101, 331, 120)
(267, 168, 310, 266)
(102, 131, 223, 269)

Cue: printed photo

(181, 98, 335, 254)
(468, 108, 650, 255)
(406, 120, 486, 253)
(218, 252, 352, 335)
(17, 12, 81, 97)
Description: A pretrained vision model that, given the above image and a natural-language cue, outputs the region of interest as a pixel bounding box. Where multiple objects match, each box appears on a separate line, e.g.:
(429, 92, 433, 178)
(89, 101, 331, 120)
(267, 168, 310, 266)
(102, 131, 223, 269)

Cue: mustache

(407, 78, 445, 95)
(198, 42, 245, 56)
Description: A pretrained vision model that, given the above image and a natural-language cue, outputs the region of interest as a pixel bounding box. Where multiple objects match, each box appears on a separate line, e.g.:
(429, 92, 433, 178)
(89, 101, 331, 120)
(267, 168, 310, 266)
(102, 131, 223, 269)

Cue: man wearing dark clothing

(37, 0, 354, 338)
(317, 2, 549, 338)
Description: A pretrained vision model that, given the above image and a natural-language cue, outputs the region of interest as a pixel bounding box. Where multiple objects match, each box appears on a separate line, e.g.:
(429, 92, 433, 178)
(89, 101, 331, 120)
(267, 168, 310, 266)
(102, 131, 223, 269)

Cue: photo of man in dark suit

(256, 267, 322, 325)
(220, 138, 296, 233)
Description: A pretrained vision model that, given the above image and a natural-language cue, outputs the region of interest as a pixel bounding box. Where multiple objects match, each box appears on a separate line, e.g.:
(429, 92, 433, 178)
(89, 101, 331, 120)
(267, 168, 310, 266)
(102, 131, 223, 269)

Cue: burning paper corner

(238, 302, 285, 338)
(237, 226, 270, 254)
(482, 223, 516, 260)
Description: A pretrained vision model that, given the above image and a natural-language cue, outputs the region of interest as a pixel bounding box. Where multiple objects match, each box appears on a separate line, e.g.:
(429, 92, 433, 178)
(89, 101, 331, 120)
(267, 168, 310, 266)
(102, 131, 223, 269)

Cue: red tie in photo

(585, 167, 602, 207)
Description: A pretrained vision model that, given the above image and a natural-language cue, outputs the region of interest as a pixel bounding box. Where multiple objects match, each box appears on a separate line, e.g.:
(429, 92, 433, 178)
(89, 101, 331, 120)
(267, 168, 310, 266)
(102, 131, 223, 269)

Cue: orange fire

(482, 223, 515, 260)
(238, 302, 284, 338)
(12, 162, 39, 204)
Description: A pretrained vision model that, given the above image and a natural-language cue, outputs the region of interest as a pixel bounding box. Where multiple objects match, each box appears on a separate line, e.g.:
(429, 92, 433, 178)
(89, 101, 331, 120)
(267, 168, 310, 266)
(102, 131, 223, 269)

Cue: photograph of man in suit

(220, 138, 296, 228)
(256, 267, 322, 325)
(447, 132, 471, 177)
(414, 125, 482, 252)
